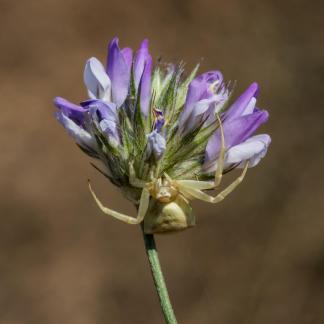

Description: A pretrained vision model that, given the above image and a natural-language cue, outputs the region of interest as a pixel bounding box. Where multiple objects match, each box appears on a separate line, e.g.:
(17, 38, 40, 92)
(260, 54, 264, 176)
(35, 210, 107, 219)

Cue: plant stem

(141, 227, 178, 324)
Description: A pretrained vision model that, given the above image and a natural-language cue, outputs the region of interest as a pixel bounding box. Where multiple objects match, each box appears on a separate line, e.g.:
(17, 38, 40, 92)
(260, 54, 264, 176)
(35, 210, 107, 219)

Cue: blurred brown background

(1, 0, 324, 323)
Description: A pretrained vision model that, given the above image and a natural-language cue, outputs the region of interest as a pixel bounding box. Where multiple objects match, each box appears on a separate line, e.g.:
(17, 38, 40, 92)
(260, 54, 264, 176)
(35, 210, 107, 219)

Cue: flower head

(55, 37, 270, 231)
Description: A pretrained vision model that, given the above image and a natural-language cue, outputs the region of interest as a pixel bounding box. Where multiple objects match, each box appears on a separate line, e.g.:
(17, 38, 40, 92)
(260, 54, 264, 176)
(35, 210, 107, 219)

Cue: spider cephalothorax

(149, 177, 179, 203)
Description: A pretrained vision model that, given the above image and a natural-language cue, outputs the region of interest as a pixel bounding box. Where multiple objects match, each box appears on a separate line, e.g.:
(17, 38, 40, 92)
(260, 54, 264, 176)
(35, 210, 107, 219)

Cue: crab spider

(88, 115, 249, 234)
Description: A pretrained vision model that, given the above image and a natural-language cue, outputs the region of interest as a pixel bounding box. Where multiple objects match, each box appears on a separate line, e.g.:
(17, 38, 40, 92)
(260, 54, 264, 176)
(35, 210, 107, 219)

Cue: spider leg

(178, 191, 195, 202)
(177, 162, 249, 204)
(176, 179, 215, 190)
(129, 162, 146, 188)
(88, 180, 150, 224)
(177, 114, 226, 191)
(214, 113, 226, 188)
(165, 172, 215, 191)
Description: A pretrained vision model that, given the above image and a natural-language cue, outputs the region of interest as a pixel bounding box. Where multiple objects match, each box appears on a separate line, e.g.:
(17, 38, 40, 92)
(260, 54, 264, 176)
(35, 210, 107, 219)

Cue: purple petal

(80, 99, 98, 107)
(86, 100, 118, 122)
(224, 82, 259, 122)
(195, 70, 223, 85)
(153, 108, 164, 132)
(179, 79, 206, 127)
(99, 119, 120, 146)
(54, 97, 86, 125)
(145, 131, 166, 161)
(181, 96, 218, 135)
(139, 56, 152, 117)
(121, 47, 133, 74)
(106, 37, 131, 107)
(133, 39, 150, 90)
(203, 85, 231, 127)
(82, 100, 120, 145)
(204, 109, 269, 165)
(56, 111, 96, 150)
(179, 70, 223, 132)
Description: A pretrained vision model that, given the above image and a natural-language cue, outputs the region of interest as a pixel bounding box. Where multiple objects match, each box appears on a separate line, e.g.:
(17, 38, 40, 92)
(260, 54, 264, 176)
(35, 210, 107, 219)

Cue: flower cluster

(54, 37, 270, 203)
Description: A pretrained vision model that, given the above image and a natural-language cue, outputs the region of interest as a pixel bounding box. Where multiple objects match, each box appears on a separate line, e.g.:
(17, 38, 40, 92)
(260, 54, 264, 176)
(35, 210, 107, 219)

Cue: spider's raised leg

(177, 162, 249, 204)
(213, 113, 226, 188)
(88, 180, 150, 224)
(176, 113, 227, 191)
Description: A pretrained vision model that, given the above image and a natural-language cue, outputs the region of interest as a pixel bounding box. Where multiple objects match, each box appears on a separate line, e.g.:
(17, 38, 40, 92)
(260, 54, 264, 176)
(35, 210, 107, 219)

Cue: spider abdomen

(143, 196, 195, 234)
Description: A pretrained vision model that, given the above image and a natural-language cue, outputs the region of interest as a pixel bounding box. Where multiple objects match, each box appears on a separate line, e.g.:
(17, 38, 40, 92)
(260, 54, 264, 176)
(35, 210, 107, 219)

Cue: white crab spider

(89, 116, 249, 234)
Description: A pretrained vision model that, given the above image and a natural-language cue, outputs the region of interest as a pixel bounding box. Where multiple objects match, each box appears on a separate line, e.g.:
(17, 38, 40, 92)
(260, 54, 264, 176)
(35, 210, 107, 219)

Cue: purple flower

(133, 39, 152, 117)
(54, 97, 97, 151)
(204, 83, 269, 171)
(85, 100, 118, 122)
(99, 119, 120, 146)
(85, 100, 120, 146)
(145, 131, 166, 161)
(54, 97, 87, 126)
(225, 134, 271, 168)
(133, 39, 150, 90)
(84, 57, 111, 102)
(178, 71, 228, 135)
(138, 56, 152, 117)
(106, 37, 133, 108)
(153, 108, 164, 132)
(224, 82, 259, 121)
(54, 36, 271, 198)
(56, 111, 96, 150)
(144, 108, 166, 160)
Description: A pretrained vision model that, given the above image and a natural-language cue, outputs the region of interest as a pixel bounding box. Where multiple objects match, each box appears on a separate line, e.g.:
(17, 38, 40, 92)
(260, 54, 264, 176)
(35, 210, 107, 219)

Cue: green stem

(142, 227, 178, 324)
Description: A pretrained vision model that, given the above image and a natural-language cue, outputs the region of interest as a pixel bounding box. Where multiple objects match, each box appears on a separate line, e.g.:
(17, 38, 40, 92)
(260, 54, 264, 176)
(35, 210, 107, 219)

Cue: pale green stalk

(141, 227, 178, 324)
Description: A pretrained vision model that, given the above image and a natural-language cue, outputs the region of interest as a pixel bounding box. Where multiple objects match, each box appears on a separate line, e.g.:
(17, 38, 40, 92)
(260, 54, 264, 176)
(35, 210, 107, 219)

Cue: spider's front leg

(213, 113, 226, 188)
(176, 162, 249, 204)
(175, 112, 249, 204)
(174, 113, 227, 192)
(88, 181, 150, 224)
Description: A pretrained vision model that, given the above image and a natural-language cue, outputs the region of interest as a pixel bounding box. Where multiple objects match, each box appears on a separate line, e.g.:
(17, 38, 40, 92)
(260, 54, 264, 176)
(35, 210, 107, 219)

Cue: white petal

(99, 119, 120, 146)
(56, 112, 96, 150)
(183, 96, 218, 134)
(242, 97, 257, 116)
(225, 134, 271, 168)
(84, 57, 111, 101)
